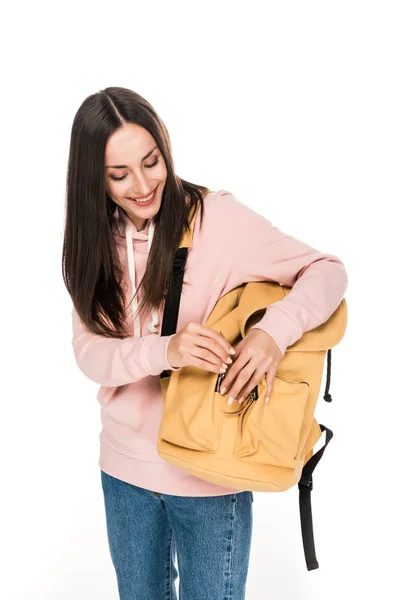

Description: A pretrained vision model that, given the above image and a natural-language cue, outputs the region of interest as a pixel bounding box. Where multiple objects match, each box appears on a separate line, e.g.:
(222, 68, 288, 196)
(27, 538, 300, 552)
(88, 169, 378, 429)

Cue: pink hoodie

(71, 189, 348, 496)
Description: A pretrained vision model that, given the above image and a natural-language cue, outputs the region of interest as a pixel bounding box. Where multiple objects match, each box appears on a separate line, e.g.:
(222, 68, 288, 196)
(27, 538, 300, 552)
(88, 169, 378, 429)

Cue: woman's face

(104, 123, 168, 231)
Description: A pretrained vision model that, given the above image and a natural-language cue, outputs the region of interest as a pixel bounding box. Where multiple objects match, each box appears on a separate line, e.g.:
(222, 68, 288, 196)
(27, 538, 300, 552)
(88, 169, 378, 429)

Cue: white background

(2, 1, 399, 598)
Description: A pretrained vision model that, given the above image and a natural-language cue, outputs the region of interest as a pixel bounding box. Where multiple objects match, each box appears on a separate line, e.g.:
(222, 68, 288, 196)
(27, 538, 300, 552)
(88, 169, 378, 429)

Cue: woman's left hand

(219, 329, 283, 404)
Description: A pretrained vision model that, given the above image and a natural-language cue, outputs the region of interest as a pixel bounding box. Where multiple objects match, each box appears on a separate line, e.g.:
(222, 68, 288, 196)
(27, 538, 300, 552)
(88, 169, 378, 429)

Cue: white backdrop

(2, 1, 399, 598)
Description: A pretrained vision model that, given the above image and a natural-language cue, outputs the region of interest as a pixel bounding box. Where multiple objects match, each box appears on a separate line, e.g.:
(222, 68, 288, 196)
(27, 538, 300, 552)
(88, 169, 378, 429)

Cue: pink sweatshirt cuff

(164, 335, 182, 371)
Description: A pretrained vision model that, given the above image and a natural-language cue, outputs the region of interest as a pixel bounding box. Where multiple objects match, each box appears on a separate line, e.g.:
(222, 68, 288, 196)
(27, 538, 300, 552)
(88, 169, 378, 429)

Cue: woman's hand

(219, 329, 283, 404)
(167, 322, 236, 372)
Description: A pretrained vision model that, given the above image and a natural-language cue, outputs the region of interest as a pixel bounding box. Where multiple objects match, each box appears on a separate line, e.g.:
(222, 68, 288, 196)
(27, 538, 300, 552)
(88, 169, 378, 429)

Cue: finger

(219, 363, 238, 396)
(237, 365, 266, 403)
(195, 324, 236, 358)
(191, 346, 229, 372)
(219, 353, 250, 395)
(265, 367, 277, 403)
(192, 331, 235, 369)
(226, 362, 258, 404)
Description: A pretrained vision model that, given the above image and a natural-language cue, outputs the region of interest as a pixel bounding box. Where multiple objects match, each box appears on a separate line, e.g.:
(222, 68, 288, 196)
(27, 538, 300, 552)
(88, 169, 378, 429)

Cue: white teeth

(128, 191, 154, 203)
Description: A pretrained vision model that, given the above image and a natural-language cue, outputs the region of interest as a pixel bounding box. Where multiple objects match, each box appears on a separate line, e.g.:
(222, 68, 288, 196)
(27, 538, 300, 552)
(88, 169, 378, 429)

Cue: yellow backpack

(157, 199, 348, 570)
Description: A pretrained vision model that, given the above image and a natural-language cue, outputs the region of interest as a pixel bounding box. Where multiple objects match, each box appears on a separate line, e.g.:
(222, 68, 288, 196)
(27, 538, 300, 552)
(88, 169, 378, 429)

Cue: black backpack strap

(160, 247, 188, 380)
(323, 348, 333, 402)
(298, 347, 335, 569)
(298, 424, 334, 570)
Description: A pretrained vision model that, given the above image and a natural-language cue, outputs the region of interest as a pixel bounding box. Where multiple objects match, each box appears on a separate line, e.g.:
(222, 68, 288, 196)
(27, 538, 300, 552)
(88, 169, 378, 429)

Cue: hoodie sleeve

(221, 191, 349, 357)
(71, 305, 181, 386)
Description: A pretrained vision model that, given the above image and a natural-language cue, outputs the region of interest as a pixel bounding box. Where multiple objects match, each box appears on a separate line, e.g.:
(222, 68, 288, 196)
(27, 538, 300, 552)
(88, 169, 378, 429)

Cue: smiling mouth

(126, 186, 157, 205)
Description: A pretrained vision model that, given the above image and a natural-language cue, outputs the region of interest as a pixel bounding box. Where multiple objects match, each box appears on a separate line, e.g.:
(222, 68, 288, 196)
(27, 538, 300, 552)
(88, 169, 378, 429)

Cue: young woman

(62, 86, 348, 599)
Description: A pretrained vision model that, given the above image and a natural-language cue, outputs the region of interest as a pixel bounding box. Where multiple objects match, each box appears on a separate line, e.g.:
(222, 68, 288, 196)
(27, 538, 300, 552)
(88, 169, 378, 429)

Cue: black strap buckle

(299, 476, 313, 491)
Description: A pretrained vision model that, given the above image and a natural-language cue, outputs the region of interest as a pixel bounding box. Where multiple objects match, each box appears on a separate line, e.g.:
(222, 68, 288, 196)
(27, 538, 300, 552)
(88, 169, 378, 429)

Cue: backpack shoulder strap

(160, 199, 201, 377)
(298, 423, 334, 570)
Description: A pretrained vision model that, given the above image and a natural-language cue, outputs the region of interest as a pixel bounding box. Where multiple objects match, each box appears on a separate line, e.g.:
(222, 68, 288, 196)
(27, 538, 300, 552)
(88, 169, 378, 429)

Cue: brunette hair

(62, 86, 209, 338)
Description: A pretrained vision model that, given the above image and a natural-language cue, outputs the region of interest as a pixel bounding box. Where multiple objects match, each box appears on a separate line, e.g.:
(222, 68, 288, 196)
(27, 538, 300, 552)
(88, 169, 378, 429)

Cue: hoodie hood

(112, 205, 159, 338)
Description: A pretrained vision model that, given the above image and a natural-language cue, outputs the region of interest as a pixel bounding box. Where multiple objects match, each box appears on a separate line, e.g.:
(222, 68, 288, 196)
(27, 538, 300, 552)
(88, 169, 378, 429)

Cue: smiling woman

(62, 85, 348, 598)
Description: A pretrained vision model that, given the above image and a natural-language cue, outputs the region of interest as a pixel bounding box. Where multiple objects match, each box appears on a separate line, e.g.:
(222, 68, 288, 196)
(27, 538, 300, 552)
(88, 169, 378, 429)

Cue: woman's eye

(110, 174, 128, 182)
(145, 157, 159, 170)
(110, 157, 160, 182)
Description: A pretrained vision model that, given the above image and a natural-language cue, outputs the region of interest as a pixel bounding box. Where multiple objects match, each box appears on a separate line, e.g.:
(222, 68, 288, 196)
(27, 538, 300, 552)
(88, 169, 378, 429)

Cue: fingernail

(239, 397, 244, 403)
(229, 348, 235, 354)
(220, 386, 226, 394)
(228, 396, 235, 405)
(265, 396, 270, 403)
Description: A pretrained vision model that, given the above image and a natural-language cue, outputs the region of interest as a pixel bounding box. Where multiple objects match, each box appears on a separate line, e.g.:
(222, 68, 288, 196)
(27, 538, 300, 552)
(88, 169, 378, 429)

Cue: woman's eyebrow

(106, 145, 158, 168)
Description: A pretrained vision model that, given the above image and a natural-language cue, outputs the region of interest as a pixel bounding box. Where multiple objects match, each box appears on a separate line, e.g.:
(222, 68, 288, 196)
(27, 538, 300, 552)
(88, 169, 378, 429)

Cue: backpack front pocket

(158, 374, 226, 452)
(235, 377, 310, 469)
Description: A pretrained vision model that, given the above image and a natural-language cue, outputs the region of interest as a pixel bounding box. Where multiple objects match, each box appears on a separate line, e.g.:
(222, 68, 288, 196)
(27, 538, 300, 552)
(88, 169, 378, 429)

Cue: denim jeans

(101, 470, 254, 600)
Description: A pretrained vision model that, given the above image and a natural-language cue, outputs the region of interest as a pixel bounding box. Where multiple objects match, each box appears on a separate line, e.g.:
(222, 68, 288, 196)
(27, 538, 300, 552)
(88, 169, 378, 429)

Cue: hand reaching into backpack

(167, 322, 236, 373)
(219, 329, 283, 405)
(167, 323, 282, 405)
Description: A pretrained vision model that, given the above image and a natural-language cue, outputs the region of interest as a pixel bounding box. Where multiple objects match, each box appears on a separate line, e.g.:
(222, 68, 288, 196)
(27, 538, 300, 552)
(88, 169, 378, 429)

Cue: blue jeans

(101, 470, 253, 599)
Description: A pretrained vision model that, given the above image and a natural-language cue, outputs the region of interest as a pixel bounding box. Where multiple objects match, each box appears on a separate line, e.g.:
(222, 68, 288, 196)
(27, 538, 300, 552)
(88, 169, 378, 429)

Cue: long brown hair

(62, 86, 209, 338)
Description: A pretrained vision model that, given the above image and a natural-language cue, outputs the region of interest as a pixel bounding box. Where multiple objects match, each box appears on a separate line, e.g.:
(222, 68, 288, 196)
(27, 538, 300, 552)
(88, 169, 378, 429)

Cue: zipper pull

(215, 372, 226, 393)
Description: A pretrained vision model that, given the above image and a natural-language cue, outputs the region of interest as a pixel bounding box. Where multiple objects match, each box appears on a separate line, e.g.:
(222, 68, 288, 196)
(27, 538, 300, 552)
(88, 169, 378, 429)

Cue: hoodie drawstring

(125, 219, 159, 338)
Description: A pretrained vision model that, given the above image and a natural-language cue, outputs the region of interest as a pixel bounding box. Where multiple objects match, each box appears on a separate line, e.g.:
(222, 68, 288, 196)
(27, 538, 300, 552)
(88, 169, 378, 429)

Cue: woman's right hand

(167, 322, 236, 373)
